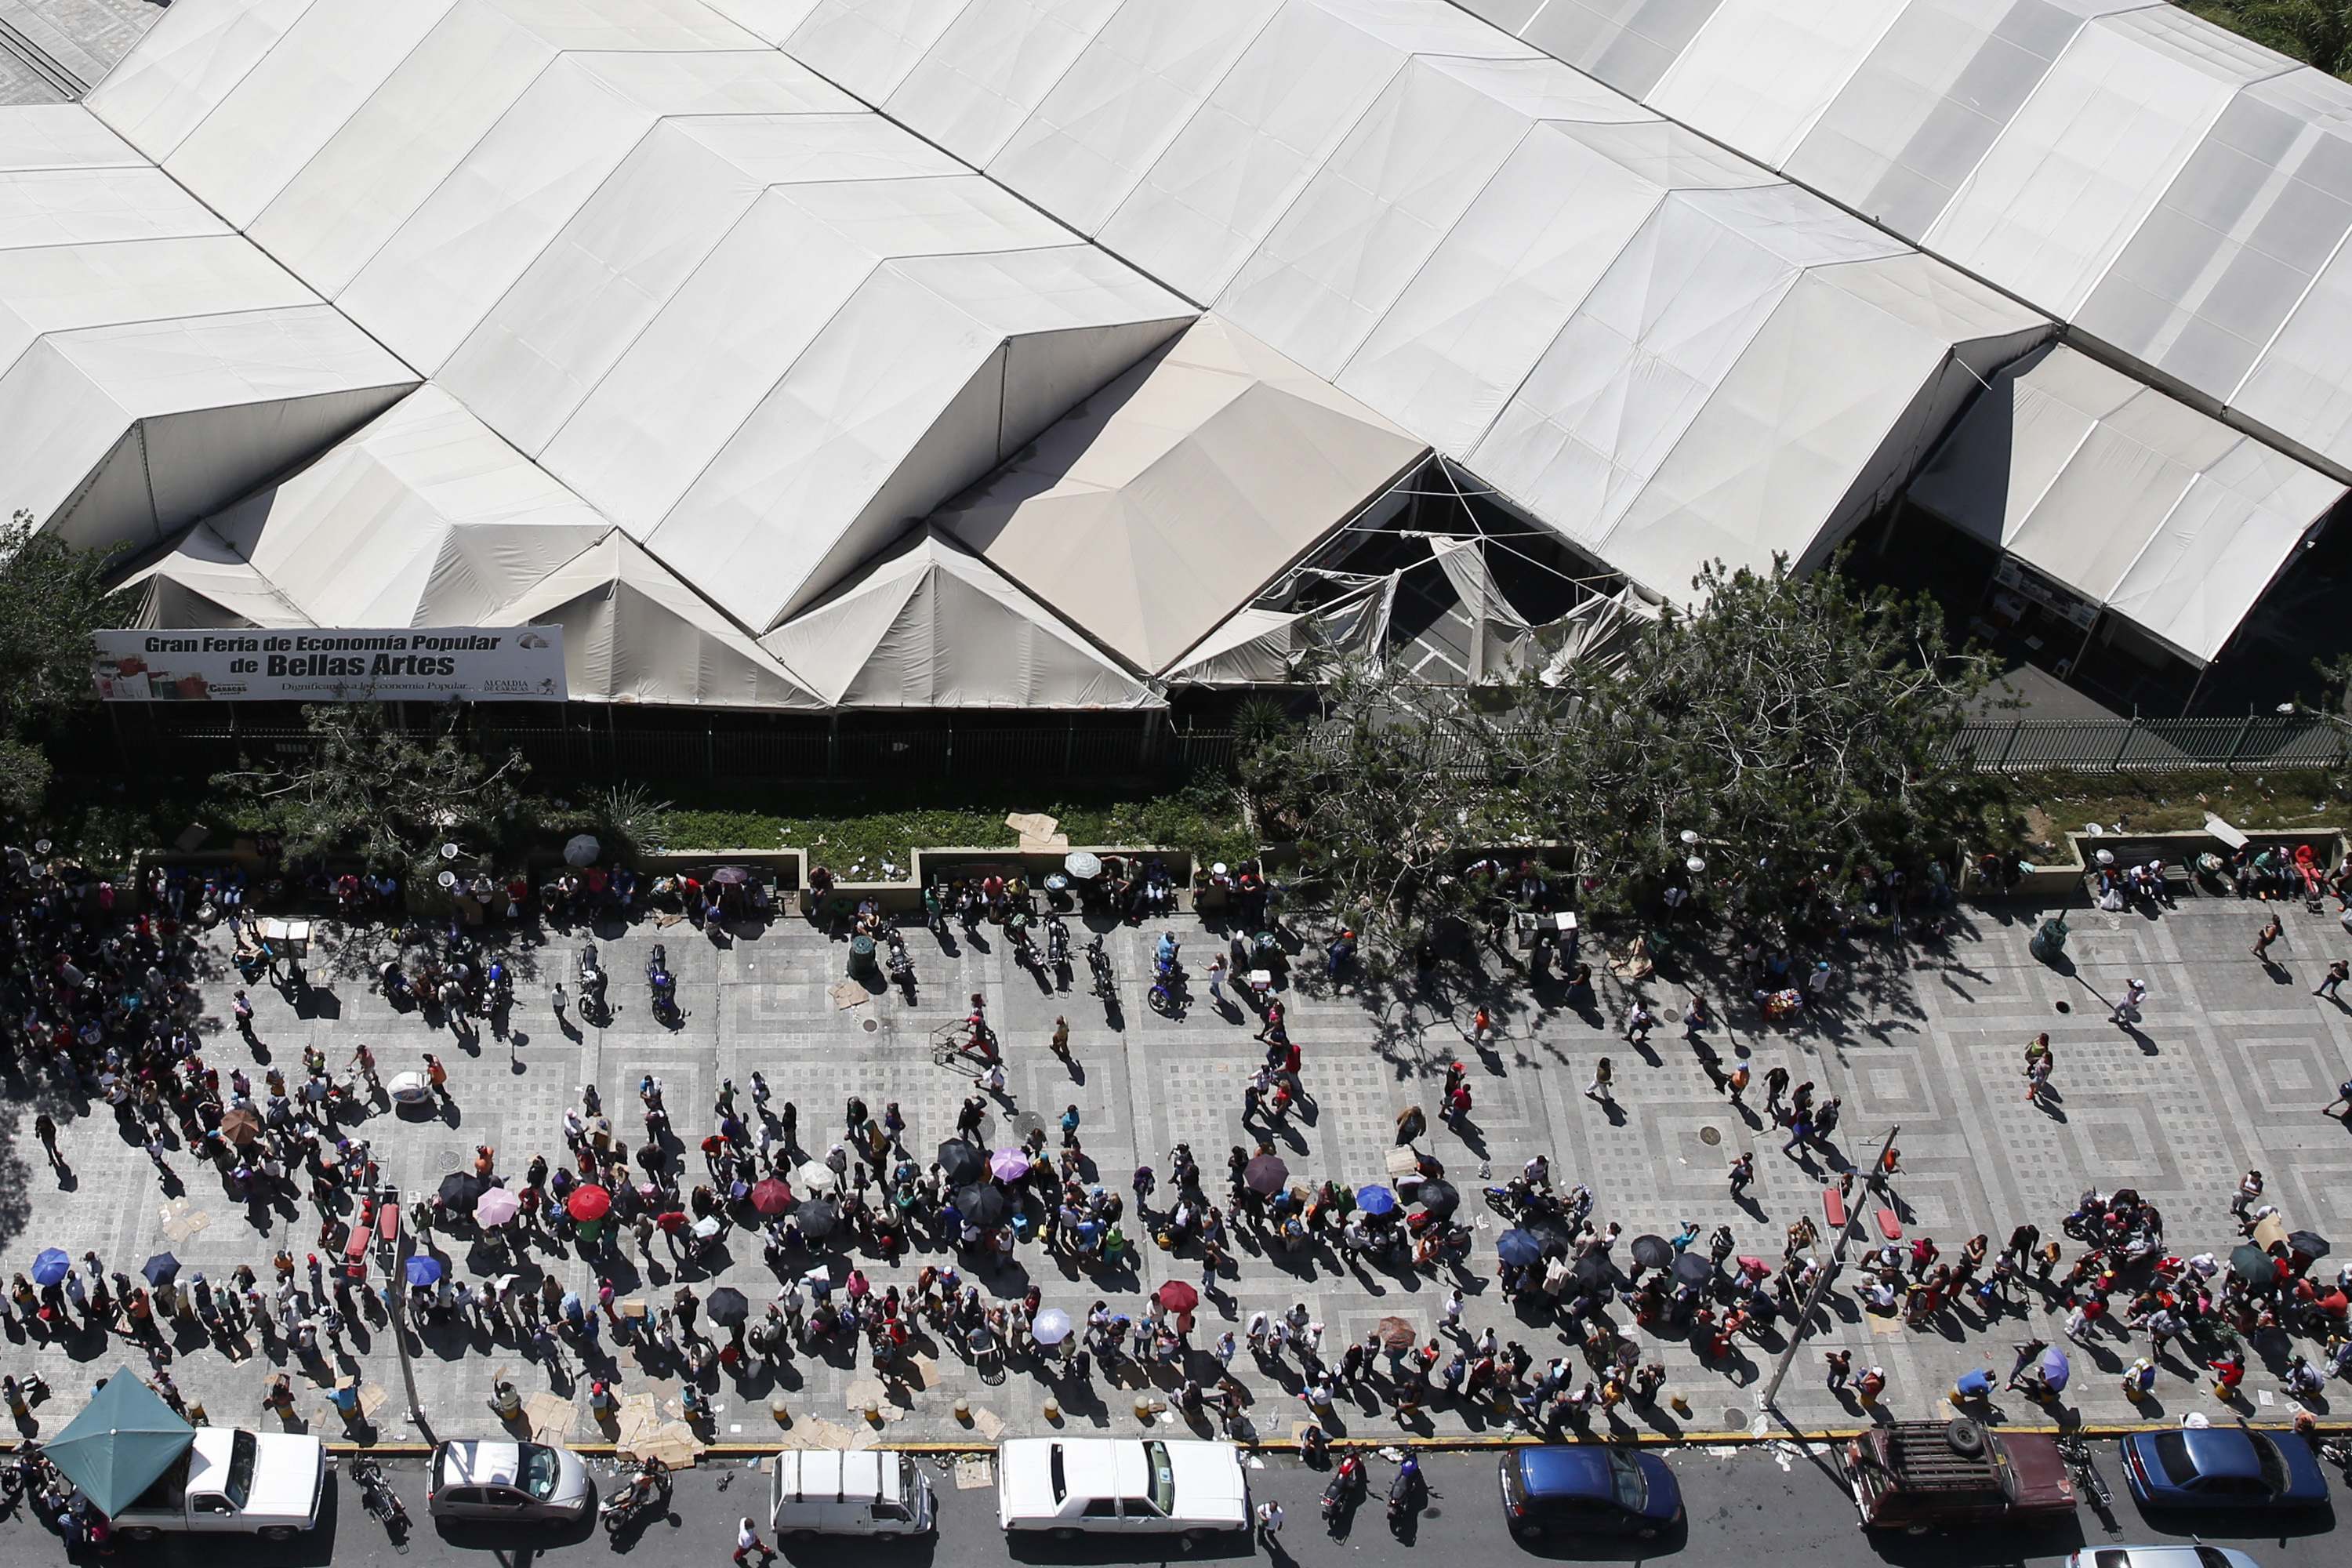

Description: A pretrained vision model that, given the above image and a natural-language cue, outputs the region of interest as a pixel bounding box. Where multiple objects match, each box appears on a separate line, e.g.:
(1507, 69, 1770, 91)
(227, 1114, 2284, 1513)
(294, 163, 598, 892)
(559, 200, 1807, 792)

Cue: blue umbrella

(140, 1252, 180, 1287)
(31, 1248, 71, 1287)
(1497, 1229, 1544, 1268)
(1356, 1185, 1399, 1217)
(404, 1254, 443, 1288)
(2038, 1346, 2071, 1392)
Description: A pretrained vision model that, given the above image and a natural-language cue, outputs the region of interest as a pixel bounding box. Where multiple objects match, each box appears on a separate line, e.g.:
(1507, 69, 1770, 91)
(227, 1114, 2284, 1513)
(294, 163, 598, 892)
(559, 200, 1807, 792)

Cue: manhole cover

(1660, 1007, 1680, 1023)
(1698, 1125, 1722, 1146)
(1722, 1407, 1745, 1432)
(860, 1017, 880, 1033)
(438, 1148, 463, 1167)
(2054, 1000, 2071, 1013)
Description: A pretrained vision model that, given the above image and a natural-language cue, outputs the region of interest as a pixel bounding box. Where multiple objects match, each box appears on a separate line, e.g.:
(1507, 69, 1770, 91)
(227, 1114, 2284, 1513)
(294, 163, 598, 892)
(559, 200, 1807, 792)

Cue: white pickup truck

(112, 1428, 327, 1541)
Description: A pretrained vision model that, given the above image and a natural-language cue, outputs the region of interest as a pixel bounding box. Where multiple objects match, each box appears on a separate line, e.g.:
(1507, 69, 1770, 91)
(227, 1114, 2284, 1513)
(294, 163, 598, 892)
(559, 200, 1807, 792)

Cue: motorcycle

(2055, 1435, 2110, 1510)
(579, 942, 607, 1020)
(1386, 1457, 1424, 1533)
(1321, 1455, 1367, 1523)
(1047, 914, 1070, 974)
(350, 1454, 408, 1534)
(600, 1464, 670, 1535)
(647, 943, 678, 1025)
(885, 927, 916, 998)
(1149, 940, 1182, 1015)
(485, 959, 512, 1012)
(1086, 935, 1116, 999)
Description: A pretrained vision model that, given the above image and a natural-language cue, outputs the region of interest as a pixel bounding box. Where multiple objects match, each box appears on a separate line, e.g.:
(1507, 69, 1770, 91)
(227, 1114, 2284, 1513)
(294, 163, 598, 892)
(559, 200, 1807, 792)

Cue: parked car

(770, 1449, 935, 1537)
(2067, 1547, 2263, 1568)
(996, 1439, 1247, 1542)
(2120, 1429, 2330, 1512)
(1498, 1445, 1682, 1541)
(1843, 1419, 2074, 1533)
(426, 1439, 593, 1522)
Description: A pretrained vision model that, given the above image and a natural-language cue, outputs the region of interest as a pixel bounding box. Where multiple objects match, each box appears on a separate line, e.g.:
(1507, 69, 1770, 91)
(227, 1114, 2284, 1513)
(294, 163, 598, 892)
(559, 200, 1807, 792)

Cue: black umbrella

(1573, 1251, 1613, 1288)
(1527, 1218, 1577, 1258)
(140, 1253, 180, 1287)
(706, 1287, 750, 1327)
(1416, 1179, 1461, 1218)
(438, 1171, 490, 1210)
(797, 1200, 840, 1239)
(936, 1141, 984, 1185)
(2231, 1241, 2274, 1278)
(956, 1185, 1009, 1227)
(2288, 1229, 2332, 1261)
(1630, 1234, 1673, 1270)
(1671, 1251, 1715, 1287)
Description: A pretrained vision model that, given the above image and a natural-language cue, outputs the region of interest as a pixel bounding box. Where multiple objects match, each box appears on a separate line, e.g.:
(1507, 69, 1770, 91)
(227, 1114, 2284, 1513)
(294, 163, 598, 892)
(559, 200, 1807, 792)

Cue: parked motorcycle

(647, 943, 678, 1025)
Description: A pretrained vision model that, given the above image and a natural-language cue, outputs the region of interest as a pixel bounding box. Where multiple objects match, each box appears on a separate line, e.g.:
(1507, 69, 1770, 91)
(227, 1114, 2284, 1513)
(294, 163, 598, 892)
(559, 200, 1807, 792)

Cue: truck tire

(261, 1526, 299, 1541)
(1944, 1418, 1986, 1457)
(124, 1527, 161, 1543)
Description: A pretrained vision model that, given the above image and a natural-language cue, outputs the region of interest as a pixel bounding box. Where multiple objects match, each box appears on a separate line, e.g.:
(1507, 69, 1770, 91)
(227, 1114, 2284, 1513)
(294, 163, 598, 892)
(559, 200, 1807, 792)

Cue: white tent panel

(0, 167, 226, 252)
(1215, 54, 1559, 379)
(759, 529, 1158, 707)
(158, 0, 459, 229)
(1598, 265, 1958, 593)
(485, 0, 768, 49)
(1094, 0, 1449, 301)
(699, 0, 826, 45)
(985, 0, 1281, 236)
(498, 530, 825, 706)
(1648, 0, 1904, 170)
(2105, 440, 2342, 662)
(773, 169, 1073, 258)
(0, 335, 145, 545)
(86, 0, 319, 163)
(936, 314, 1424, 671)
(0, 234, 316, 373)
(665, 110, 961, 183)
(207, 385, 613, 626)
(2235, 234, 2352, 466)
(0, 104, 148, 172)
(1922, 7, 2288, 318)
(2076, 67, 2352, 405)
(1333, 120, 1682, 458)
(785, 0, 978, 103)
(125, 523, 312, 629)
(885, 0, 1125, 165)
(1781, 0, 2129, 240)
(1509, 0, 1726, 98)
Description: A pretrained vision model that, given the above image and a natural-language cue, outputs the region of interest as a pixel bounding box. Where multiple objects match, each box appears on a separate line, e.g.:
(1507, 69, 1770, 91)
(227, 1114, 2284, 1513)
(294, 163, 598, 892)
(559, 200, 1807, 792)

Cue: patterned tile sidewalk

(6, 887, 2352, 1450)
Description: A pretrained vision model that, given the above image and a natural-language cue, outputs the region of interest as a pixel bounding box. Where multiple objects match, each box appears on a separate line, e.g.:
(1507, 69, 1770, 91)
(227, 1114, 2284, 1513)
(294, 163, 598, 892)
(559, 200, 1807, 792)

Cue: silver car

(2067, 1548, 2263, 1568)
(427, 1439, 593, 1523)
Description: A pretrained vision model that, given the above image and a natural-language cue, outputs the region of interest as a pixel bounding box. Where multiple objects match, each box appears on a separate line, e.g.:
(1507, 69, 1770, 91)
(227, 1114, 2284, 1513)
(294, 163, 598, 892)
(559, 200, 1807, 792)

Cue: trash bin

(848, 933, 877, 979)
(2029, 916, 2067, 962)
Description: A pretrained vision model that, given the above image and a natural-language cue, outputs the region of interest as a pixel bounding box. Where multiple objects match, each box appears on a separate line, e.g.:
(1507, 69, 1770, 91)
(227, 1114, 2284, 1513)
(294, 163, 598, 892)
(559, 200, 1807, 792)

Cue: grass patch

(2005, 770, 2348, 861)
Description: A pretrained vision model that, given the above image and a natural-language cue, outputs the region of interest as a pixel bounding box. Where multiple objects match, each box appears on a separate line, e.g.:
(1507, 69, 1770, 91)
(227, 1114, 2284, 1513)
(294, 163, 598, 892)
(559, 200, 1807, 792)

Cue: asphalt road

(2, 1443, 2342, 1568)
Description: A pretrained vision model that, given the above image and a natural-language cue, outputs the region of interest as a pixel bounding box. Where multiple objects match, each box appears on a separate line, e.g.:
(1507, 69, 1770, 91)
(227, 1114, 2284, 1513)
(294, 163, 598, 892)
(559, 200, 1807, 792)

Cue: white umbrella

(1064, 851, 1102, 880)
(474, 1188, 520, 1226)
(564, 834, 601, 867)
(1030, 1308, 1073, 1345)
(796, 1161, 839, 1195)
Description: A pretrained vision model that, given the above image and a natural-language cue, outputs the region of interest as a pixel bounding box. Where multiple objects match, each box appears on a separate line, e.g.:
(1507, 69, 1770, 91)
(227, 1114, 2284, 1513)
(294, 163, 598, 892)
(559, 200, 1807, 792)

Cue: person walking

(1823, 1348, 1851, 1392)
(423, 1051, 450, 1107)
(1727, 1152, 1755, 1200)
(232, 989, 258, 1044)
(2253, 913, 2284, 964)
(735, 1517, 774, 1566)
(551, 982, 568, 1025)
(1622, 1000, 1653, 1046)
(1207, 955, 1228, 1008)
(2325, 1076, 2352, 1120)
(2232, 1168, 2265, 1219)
(2316, 959, 2348, 1000)
(1254, 1500, 1285, 1544)
(1584, 1057, 1613, 1107)
(2112, 977, 2147, 1025)
(1050, 1016, 1073, 1069)
(1763, 1065, 1790, 1120)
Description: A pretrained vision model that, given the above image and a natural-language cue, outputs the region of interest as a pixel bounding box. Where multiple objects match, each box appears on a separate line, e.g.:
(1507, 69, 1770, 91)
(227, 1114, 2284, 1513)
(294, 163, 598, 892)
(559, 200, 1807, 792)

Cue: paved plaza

(0, 0, 158, 103)
(6, 881, 2352, 1452)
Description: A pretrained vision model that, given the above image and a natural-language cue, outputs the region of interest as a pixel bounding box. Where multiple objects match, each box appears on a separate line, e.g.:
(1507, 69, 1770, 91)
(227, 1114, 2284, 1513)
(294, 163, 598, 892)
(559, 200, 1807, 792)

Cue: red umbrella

(750, 1178, 793, 1216)
(566, 1184, 611, 1222)
(1156, 1280, 1199, 1312)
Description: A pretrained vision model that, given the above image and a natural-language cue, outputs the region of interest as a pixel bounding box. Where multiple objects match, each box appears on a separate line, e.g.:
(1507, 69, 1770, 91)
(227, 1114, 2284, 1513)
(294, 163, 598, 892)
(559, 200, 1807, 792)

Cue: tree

(213, 702, 529, 877)
(2190, 2, 2352, 78)
(0, 509, 132, 822)
(1247, 554, 2002, 956)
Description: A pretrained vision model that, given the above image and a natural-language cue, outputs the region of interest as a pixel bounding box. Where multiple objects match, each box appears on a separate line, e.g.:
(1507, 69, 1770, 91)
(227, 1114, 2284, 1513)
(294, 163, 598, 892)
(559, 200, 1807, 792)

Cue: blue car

(1498, 1446, 1682, 1541)
(2119, 1428, 2331, 1512)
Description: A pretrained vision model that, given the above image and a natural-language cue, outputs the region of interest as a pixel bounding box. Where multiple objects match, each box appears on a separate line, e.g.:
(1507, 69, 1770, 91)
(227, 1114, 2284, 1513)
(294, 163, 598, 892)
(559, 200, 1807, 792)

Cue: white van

(769, 1450, 935, 1537)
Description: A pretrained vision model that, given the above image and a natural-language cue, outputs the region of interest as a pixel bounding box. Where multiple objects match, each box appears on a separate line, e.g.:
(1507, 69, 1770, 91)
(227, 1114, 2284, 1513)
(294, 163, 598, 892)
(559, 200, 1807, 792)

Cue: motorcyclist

(1155, 931, 1180, 974)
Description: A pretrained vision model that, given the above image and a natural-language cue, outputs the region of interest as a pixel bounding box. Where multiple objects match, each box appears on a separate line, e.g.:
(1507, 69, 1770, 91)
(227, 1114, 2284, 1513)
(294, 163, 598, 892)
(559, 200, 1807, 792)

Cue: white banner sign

(93, 627, 567, 702)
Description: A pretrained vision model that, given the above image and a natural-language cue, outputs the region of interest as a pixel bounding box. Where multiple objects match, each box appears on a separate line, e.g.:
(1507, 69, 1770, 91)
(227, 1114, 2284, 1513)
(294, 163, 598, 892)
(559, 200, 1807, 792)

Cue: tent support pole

(1761, 1123, 1900, 1414)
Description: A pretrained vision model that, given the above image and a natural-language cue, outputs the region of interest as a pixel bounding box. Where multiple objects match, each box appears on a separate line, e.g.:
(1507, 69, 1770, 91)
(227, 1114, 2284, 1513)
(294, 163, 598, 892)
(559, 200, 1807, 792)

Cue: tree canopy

(0, 510, 132, 823)
(2190, 2, 2352, 78)
(1245, 555, 2002, 958)
(213, 702, 529, 878)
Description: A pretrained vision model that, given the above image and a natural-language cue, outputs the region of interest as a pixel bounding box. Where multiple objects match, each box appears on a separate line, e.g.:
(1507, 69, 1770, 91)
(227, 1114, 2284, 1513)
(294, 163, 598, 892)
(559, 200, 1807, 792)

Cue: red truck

(1843, 1419, 2077, 1534)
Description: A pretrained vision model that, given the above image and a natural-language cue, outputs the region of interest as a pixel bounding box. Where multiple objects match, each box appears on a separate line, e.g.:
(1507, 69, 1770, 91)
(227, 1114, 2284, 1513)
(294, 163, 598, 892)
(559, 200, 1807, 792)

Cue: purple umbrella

(989, 1148, 1030, 1181)
(2038, 1346, 2071, 1392)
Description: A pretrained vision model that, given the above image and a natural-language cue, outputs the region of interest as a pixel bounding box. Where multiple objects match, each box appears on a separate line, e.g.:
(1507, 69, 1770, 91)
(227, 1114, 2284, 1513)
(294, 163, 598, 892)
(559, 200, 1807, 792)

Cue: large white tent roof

(0, 0, 2333, 705)
(934, 314, 1429, 674)
(1458, 0, 2352, 486)
(1907, 344, 2345, 664)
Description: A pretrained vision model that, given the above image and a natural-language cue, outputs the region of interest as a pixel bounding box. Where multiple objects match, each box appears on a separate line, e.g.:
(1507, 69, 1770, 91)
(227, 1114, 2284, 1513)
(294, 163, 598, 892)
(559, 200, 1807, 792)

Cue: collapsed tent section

(1907, 344, 2345, 666)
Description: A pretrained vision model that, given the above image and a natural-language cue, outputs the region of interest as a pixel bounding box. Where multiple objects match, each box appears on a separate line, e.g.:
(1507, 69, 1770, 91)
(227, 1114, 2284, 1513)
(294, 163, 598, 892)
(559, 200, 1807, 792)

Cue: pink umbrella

(474, 1187, 520, 1226)
(989, 1149, 1030, 1180)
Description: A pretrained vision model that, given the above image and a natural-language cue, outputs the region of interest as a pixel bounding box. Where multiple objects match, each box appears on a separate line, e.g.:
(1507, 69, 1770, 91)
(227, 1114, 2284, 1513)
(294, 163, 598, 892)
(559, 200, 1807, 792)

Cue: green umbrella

(47, 1370, 194, 1517)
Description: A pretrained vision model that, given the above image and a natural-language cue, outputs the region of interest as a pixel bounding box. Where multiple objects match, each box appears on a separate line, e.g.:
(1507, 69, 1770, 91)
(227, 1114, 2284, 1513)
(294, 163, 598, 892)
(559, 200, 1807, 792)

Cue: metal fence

(1947, 715, 2350, 773)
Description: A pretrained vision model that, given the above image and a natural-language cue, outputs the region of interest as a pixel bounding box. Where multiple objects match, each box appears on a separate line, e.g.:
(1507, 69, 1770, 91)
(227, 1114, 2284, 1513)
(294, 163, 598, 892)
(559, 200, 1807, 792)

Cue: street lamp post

(1760, 1123, 1900, 1413)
